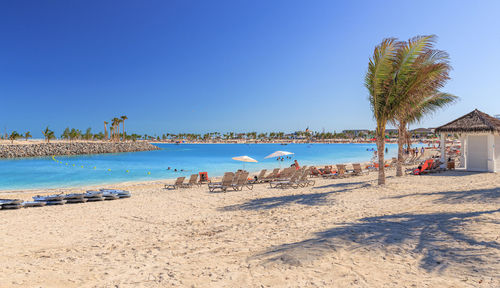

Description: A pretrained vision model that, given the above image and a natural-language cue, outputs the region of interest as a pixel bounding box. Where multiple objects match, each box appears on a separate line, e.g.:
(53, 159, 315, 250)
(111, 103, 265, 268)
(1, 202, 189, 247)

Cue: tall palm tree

(24, 131, 32, 141)
(366, 35, 439, 185)
(9, 131, 20, 143)
(111, 118, 120, 142)
(388, 38, 457, 176)
(42, 126, 55, 143)
(104, 121, 108, 141)
(120, 115, 128, 142)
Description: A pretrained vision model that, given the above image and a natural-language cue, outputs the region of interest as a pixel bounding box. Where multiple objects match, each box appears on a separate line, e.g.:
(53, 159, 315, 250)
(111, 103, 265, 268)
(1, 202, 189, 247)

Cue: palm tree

(393, 93, 457, 176)
(111, 118, 120, 142)
(387, 37, 457, 176)
(104, 121, 108, 141)
(9, 131, 20, 143)
(42, 126, 55, 143)
(366, 36, 440, 185)
(24, 131, 32, 141)
(120, 115, 128, 142)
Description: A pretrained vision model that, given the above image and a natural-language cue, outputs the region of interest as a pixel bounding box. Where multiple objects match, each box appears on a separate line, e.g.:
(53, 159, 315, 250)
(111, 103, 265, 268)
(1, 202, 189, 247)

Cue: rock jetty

(0, 142, 160, 158)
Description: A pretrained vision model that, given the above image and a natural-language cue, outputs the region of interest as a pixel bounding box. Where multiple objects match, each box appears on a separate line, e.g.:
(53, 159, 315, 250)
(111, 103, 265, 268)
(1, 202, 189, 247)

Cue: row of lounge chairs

(208, 171, 254, 192)
(268, 168, 315, 189)
(0, 189, 131, 210)
(164, 173, 211, 190)
(310, 163, 368, 179)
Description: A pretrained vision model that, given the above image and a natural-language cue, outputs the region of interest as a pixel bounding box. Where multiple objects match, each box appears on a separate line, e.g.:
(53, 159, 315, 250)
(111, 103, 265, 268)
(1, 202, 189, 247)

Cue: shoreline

(0, 143, 435, 192)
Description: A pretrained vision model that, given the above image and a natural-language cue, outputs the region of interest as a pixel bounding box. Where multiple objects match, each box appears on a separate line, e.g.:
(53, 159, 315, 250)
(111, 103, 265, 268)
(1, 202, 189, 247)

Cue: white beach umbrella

(232, 156, 258, 163)
(232, 155, 258, 170)
(264, 151, 294, 159)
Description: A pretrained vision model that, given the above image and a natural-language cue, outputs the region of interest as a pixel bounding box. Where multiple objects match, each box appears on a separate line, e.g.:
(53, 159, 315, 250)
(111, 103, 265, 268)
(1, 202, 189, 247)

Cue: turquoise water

(0, 143, 403, 191)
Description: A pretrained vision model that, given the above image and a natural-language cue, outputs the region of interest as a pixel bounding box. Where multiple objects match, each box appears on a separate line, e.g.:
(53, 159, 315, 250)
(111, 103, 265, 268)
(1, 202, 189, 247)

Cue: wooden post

(440, 133, 446, 168)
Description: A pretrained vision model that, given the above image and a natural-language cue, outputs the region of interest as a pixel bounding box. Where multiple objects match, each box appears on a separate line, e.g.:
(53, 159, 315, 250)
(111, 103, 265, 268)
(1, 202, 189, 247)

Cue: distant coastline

(149, 138, 434, 145)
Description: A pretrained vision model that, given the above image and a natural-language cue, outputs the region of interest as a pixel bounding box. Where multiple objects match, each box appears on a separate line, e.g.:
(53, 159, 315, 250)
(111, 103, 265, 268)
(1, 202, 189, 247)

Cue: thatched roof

(435, 109, 500, 133)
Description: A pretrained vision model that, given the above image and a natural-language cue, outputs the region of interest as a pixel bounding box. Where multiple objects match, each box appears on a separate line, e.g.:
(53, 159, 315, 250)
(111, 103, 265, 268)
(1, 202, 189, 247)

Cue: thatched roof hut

(435, 109, 500, 133)
(435, 109, 499, 172)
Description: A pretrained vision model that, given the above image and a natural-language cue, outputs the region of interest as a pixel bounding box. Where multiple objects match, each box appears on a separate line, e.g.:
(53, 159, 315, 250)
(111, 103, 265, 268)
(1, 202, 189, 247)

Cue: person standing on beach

(293, 160, 300, 170)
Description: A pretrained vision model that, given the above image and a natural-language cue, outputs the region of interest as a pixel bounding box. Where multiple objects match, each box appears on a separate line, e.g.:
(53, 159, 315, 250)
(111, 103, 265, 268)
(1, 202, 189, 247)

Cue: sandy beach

(0, 169, 498, 288)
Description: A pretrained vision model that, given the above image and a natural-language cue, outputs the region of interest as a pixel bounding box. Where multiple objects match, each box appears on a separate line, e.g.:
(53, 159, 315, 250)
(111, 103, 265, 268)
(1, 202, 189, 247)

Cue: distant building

(411, 128, 435, 138)
(495, 114, 500, 120)
(342, 130, 371, 137)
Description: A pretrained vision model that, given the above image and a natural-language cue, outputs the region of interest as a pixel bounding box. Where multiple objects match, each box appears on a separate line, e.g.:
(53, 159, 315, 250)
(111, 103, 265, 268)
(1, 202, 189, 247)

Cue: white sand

(0, 170, 499, 287)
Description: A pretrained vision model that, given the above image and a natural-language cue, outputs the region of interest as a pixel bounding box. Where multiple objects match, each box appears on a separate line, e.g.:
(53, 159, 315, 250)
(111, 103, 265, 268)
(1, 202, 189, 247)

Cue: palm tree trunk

(122, 121, 125, 142)
(376, 126, 386, 185)
(396, 122, 406, 177)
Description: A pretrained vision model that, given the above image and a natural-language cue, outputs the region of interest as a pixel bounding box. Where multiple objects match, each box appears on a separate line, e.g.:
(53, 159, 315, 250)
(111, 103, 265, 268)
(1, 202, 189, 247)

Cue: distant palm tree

(24, 131, 32, 141)
(120, 115, 128, 142)
(366, 36, 442, 185)
(9, 131, 20, 143)
(111, 118, 120, 142)
(104, 121, 109, 141)
(42, 126, 55, 143)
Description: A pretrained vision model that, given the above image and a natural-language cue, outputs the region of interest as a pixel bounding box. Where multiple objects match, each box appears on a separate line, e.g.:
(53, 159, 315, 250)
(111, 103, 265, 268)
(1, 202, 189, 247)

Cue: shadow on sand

(388, 187, 500, 204)
(221, 181, 369, 211)
(251, 209, 500, 275)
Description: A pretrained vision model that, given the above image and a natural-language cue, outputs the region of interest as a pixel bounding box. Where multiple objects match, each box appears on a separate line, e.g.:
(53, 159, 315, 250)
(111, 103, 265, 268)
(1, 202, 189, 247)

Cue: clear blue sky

(1, 0, 499, 137)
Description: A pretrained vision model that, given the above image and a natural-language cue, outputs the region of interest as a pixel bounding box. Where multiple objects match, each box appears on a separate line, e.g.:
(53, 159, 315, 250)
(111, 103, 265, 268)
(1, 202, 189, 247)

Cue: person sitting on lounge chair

(310, 167, 323, 176)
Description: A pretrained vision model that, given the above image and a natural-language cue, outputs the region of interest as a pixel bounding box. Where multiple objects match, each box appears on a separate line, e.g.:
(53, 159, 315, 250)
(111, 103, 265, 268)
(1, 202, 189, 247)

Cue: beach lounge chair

(428, 159, 446, 173)
(251, 169, 267, 183)
(261, 168, 280, 182)
(270, 170, 301, 189)
(310, 167, 323, 177)
(412, 159, 434, 175)
(297, 170, 315, 187)
(231, 171, 253, 191)
(336, 164, 352, 177)
(165, 177, 186, 190)
(351, 163, 368, 176)
(182, 174, 199, 188)
(322, 166, 339, 178)
(208, 172, 234, 192)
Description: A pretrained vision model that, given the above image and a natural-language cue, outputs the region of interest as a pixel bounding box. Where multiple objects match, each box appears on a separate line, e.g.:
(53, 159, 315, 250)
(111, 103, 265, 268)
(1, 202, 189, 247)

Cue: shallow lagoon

(0, 143, 406, 190)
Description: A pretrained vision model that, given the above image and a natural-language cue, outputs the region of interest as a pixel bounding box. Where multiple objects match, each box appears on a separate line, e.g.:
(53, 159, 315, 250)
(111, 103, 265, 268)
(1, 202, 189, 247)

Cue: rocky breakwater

(0, 142, 160, 158)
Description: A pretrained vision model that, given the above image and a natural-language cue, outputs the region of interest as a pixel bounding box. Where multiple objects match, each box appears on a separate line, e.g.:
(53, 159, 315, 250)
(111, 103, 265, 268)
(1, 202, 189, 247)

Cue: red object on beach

(413, 159, 434, 175)
(199, 172, 209, 183)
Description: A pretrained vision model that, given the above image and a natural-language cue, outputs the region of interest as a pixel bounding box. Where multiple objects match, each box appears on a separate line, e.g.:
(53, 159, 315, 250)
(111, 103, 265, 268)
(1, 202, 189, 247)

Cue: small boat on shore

(64, 193, 88, 203)
(0, 199, 23, 209)
(99, 189, 131, 198)
(33, 194, 65, 202)
(85, 191, 104, 201)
